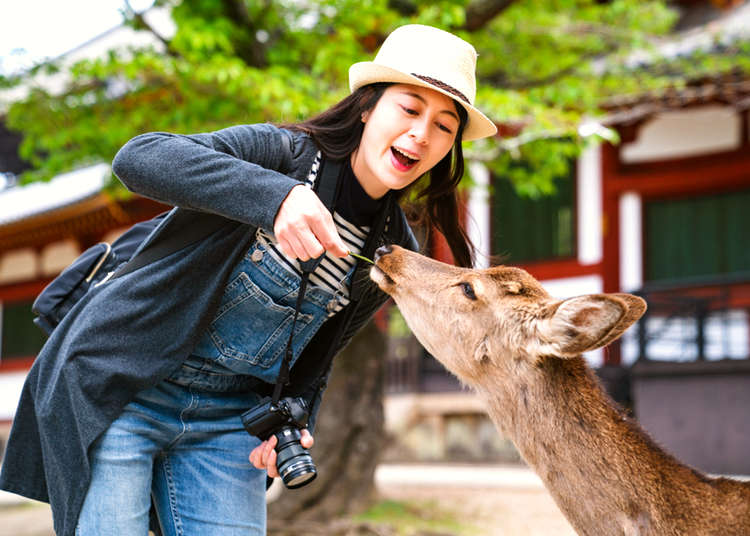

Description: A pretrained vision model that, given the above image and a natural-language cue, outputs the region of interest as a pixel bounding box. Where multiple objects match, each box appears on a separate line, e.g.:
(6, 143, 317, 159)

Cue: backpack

(31, 212, 170, 335)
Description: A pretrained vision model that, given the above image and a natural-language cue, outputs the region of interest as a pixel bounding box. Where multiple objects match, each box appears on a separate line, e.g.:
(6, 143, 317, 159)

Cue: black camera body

(241, 396, 317, 489)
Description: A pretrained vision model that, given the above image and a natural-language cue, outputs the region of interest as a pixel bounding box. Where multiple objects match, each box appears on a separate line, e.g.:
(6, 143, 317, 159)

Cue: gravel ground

(0, 464, 575, 536)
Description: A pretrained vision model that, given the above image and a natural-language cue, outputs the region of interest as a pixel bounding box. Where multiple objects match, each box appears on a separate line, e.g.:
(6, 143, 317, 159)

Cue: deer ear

(538, 294, 644, 357)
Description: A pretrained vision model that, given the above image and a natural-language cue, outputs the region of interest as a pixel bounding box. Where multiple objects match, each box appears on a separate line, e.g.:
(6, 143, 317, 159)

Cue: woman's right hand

(273, 185, 348, 261)
(249, 429, 314, 478)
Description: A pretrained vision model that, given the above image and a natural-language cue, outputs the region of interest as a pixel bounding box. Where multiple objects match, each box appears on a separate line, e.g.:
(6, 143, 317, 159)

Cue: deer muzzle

(370, 245, 399, 294)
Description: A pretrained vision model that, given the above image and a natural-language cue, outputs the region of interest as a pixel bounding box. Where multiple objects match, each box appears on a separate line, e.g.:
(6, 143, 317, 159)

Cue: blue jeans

(76, 368, 268, 536)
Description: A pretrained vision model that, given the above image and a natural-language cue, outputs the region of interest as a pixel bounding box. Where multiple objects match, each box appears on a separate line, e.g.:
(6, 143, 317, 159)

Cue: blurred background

(1, 0, 749, 534)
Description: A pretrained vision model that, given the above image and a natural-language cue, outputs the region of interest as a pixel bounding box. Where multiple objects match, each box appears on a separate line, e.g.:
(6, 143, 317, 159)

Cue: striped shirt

(255, 153, 370, 316)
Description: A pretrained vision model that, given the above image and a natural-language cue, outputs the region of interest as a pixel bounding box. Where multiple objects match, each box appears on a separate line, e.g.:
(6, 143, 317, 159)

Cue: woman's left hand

(274, 184, 348, 260)
(249, 429, 314, 477)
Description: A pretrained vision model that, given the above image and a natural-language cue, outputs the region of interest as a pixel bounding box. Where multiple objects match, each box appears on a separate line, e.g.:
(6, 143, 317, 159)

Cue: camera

(241, 396, 317, 489)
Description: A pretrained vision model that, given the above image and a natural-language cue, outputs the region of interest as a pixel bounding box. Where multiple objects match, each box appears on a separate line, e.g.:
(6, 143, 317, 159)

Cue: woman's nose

(408, 121, 428, 144)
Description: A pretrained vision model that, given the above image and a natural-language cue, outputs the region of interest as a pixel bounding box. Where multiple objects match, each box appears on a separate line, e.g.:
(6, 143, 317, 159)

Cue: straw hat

(349, 24, 497, 141)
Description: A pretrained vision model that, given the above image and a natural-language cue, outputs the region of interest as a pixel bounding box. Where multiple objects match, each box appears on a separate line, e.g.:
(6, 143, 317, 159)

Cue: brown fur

(372, 246, 750, 536)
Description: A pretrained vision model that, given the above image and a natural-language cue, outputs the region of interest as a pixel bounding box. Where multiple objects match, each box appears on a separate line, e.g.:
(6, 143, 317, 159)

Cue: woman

(0, 24, 496, 536)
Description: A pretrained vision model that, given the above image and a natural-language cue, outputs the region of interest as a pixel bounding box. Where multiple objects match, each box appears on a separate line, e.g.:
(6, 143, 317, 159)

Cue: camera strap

(272, 157, 344, 405)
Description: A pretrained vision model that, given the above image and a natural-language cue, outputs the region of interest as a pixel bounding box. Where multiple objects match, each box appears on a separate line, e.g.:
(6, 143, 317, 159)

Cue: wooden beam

(0, 196, 167, 251)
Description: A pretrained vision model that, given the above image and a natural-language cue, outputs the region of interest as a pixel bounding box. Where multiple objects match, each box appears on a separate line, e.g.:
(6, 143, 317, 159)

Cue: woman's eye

(459, 282, 477, 300)
(438, 123, 453, 134)
(400, 106, 418, 116)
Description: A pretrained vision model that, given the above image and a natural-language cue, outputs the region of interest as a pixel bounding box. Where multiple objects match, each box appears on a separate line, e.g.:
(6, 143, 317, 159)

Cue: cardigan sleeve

(112, 123, 307, 233)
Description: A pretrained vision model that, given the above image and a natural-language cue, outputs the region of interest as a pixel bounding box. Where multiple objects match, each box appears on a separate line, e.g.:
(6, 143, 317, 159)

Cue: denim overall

(77, 236, 346, 536)
(185, 237, 344, 384)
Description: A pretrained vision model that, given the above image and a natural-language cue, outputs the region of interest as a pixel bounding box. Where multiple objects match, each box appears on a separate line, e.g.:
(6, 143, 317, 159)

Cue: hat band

(411, 73, 470, 105)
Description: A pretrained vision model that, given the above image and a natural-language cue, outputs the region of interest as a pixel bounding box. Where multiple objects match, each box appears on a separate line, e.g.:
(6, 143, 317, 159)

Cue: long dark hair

(283, 83, 475, 268)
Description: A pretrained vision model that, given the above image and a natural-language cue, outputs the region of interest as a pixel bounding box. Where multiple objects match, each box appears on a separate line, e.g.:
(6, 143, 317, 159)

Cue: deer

(370, 245, 750, 536)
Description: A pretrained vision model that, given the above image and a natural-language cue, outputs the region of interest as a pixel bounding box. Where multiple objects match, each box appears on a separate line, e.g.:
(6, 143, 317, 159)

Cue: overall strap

(305, 191, 394, 396)
(113, 212, 227, 279)
(272, 157, 344, 403)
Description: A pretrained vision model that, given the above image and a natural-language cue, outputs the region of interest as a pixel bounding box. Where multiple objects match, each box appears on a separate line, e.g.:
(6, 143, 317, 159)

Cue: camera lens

(274, 427, 317, 489)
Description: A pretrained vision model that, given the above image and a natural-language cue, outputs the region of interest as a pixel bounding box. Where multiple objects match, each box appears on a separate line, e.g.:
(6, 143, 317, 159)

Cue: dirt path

(0, 502, 54, 536)
(0, 465, 575, 536)
(375, 464, 575, 536)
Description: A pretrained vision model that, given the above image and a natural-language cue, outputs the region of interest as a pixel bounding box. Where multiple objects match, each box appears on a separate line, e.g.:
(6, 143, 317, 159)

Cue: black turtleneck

(334, 161, 384, 227)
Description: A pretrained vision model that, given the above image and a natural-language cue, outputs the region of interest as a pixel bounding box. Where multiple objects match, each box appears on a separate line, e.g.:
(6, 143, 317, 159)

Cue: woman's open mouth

(390, 146, 419, 172)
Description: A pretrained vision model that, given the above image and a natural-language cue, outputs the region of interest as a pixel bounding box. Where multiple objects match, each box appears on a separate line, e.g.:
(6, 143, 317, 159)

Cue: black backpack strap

(112, 212, 227, 279)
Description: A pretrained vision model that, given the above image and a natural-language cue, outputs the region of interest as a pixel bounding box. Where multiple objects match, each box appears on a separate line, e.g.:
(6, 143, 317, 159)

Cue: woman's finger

(300, 429, 314, 449)
(265, 449, 279, 478)
(249, 442, 265, 469)
(274, 185, 346, 259)
(308, 213, 347, 257)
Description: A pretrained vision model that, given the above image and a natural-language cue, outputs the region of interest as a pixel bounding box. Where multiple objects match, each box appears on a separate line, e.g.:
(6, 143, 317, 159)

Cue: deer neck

(473, 355, 729, 536)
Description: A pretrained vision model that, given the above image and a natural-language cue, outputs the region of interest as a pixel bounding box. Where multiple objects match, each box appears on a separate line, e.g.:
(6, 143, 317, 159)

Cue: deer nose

(374, 245, 393, 262)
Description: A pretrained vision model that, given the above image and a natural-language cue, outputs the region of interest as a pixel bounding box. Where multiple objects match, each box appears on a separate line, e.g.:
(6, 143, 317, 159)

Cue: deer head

(371, 245, 646, 384)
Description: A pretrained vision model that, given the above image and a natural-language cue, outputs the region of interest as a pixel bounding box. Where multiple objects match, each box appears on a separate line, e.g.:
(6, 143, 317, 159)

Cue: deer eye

(459, 282, 477, 300)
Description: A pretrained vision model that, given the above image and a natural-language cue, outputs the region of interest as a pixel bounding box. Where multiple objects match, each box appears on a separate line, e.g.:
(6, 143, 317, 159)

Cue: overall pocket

(207, 271, 316, 368)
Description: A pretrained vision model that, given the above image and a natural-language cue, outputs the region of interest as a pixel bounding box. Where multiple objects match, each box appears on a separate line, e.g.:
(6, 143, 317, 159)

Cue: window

(1, 300, 47, 360)
(645, 188, 750, 282)
(491, 177, 575, 263)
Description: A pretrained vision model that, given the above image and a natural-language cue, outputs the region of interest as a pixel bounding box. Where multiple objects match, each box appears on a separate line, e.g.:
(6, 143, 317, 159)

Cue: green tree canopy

(2, 0, 749, 196)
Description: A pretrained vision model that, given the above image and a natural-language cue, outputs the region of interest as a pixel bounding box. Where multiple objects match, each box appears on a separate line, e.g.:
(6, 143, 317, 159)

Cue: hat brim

(349, 62, 497, 142)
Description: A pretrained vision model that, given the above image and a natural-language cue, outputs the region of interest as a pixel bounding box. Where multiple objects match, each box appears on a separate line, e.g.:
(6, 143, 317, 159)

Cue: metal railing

(632, 273, 750, 363)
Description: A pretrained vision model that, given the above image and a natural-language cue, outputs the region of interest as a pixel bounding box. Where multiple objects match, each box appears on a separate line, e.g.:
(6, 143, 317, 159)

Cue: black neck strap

(272, 157, 344, 404)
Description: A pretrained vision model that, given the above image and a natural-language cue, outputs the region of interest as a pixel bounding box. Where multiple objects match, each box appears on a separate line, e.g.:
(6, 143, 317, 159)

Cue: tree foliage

(2, 0, 748, 195)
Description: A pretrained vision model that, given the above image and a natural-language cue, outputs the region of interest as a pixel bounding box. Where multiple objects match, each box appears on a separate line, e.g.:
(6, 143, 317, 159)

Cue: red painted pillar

(601, 142, 622, 365)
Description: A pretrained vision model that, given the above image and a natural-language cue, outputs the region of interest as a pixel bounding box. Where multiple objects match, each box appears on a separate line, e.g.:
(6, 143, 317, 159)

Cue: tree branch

(464, 0, 519, 31)
(386, 0, 518, 31)
(464, 127, 573, 160)
(482, 50, 604, 90)
(481, 21, 632, 89)
(123, 0, 179, 57)
(220, 0, 269, 68)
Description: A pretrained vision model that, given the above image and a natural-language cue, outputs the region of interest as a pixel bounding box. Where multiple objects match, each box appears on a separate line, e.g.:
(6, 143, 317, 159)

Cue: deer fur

(371, 245, 750, 536)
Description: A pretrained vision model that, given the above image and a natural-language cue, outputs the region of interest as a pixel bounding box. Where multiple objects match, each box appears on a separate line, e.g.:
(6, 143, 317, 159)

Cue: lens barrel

(274, 427, 317, 489)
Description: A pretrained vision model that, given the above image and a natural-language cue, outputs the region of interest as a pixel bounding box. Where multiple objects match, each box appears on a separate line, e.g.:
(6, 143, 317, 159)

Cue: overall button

(326, 299, 339, 314)
(251, 249, 264, 262)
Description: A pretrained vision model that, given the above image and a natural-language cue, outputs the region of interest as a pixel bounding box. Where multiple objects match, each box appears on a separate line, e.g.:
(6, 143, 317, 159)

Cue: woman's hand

(248, 429, 314, 477)
(274, 185, 348, 260)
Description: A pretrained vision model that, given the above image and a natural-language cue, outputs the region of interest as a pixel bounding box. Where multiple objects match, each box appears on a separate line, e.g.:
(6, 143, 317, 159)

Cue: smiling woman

(0, 23, 497, 536)
(352, 84, 460, 199)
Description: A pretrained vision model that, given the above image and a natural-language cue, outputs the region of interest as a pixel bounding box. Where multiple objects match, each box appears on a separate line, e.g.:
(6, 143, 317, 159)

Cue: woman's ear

(361, 110, 370, 123)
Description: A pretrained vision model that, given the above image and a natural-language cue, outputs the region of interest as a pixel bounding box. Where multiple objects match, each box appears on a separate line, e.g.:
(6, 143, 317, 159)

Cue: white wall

(0, 371, 26, 421)
(621, 106, 741, 163)
(467, 161, 492, 269)
(619, 192, 643, 292)
(576, 144, 603, 266)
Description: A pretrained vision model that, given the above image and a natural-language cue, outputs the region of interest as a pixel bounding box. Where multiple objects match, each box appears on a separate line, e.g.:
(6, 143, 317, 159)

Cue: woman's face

(351, 83, 460, 199)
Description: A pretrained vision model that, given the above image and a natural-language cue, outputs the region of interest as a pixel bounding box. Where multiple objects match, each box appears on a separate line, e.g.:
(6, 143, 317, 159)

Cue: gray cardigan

(0, 123, 417, 536)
